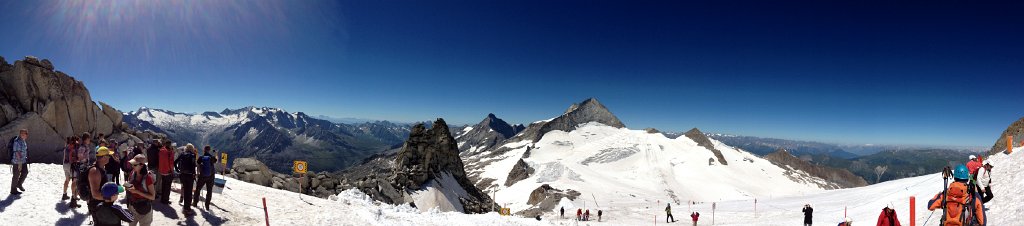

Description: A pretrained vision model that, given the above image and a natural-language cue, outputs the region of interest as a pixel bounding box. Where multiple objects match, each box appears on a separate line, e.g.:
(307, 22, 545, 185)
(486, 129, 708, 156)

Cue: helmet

(953, 164, 969, 180)
(969, 155, 976, 160)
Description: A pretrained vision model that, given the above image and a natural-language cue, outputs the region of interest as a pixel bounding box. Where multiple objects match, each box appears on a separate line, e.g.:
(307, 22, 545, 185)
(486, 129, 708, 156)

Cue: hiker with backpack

(875, 206, 901, 226)
(928, 164, 986, 226)
(87, 146, 114, 213)
(71, 132, 94, 208)
(92, 182, 135, 226)
(837, 217, 852, 226)
(9, 129, 29, 195)
(175, 143, 198, 216)
(192, 145, 218, 210)
(145, 139, 161, 200)
(127, 154, 155, 226)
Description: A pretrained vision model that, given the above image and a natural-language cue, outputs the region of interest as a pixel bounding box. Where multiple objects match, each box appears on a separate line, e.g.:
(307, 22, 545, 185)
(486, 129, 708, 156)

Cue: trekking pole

(922, 210, 935, 226)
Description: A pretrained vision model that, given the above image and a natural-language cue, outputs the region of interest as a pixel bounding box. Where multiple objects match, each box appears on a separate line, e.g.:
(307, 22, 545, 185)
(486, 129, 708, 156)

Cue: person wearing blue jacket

(10, 129, 29, 195)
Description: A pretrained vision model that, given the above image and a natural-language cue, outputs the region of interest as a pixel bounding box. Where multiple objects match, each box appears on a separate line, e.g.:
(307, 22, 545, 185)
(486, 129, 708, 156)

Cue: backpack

(66, 144, 79, 164)
(198, 155, 215, 176)
(78, 165, 107, 202)
(3, 136, 15, 164)
(128, 170, 153, 214)
(177, 152, 197, 175)
(928, 182, 986, 226)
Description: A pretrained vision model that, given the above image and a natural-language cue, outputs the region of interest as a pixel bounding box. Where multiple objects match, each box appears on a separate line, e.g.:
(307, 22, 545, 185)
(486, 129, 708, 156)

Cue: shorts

(64, 164, 73, 178)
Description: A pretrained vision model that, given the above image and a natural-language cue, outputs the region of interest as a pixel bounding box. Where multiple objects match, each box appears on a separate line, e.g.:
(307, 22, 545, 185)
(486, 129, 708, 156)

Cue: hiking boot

(62, 193, 70, 200)
(70, 200, 80, 208)
(10, 191, 22, 195)
(17, 186, 25, 192)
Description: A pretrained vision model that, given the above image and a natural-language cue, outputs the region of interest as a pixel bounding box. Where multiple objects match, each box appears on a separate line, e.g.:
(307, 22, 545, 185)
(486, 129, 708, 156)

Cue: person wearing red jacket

(690, 212, 700, 226)
(157, 140, 175, 205)
(875, 206, 900, 226)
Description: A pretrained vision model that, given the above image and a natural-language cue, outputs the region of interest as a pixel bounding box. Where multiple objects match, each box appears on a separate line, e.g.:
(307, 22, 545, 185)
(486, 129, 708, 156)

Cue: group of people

(797, 154, 998, 226)
(8, 129, 221, 226)
(558, 206, 603, 222)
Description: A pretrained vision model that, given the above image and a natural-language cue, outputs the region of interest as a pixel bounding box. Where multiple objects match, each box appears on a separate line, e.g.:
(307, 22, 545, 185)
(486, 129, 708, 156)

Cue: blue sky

(1, 1, 1022, 146)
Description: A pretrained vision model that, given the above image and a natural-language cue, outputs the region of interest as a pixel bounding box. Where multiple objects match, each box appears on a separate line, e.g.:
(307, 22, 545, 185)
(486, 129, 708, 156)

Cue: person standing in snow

(175, 144, 198, 216)
(978, 162, 994, 203)
(577, 208, 582, 221)
(72, 133, 94, 208)
(666, 203, 675, 223)
(803, 204, 814, 226)
(127, 154, 155, 226)
(104, 139, 122, 185)
(875, 206, 900, 226)
(598, 209, 603, 222)
(690, 212, 699, 226)
(61, 136, 79, 200)
(157, 140, 175, 205)
(560, 206, 564, 219)
(192, 145, 218, 210)
(92, 182, 136, 226)
(145, 139, 161, 200)
(88, 146, 113, 213)
(9, 129, 28, 195)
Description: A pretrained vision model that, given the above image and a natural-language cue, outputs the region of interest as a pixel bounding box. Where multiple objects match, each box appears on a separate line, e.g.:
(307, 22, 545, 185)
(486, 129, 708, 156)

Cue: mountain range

(122, 107, 419, 172)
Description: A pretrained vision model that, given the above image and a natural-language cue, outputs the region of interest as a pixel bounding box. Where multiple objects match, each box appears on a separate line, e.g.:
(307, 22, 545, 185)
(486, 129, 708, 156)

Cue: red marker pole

(263, 197, 270, 226)
(910, 196, 916, 226)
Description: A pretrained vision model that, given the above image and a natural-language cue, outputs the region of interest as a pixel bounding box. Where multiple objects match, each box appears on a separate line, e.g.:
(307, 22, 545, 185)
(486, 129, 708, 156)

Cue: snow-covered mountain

(455, 113, 525, 154)
(122, 107, 414, 172)
(456, 98, 845, 216)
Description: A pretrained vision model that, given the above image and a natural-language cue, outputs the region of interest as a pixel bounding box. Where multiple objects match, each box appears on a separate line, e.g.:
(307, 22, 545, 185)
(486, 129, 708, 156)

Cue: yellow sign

(293, 161, 308, 174)
(499, 208, 511, 216)
(221, 153, 228, 164)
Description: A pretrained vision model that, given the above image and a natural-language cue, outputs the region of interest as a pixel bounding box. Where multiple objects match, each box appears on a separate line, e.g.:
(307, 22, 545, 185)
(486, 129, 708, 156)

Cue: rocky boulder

(517, 184, 580, 217)
(0, 56, 151, 163)
(504, 158, 534, 186)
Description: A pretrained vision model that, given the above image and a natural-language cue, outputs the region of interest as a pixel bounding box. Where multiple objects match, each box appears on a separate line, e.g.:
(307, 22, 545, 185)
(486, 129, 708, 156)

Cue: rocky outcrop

(764, 149, 868, 189)
(516, 184, 580, 217)
(504, 158, 534, 186)
(684, 128, 728, 165)
(229, 157, 348, 198)
(0, 56, 157, 163)
(339, 119, 495, 214)
(988, 117, 1024, 156)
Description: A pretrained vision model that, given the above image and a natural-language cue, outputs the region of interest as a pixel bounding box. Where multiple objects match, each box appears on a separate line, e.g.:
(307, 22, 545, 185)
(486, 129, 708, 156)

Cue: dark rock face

(764, 149, 868, 189)
(0, 56, 159, 163)
(529, 98, 625, 142)
(339, 119, 495, 214)
(684, 128, 728, 165)
(229, 157, 346, 198)
(989, 117, 1024, 156)
(517, 184, 580, 217)
(457, 113, 523, 154)
(504, 158, 534, 186)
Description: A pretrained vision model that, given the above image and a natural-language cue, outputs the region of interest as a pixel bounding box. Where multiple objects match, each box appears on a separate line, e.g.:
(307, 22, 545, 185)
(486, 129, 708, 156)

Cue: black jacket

(91, 202, 135, 226)
(802, 206, 813, 223)
(146, 145, 160, 168)
(175, 151, 197, 175)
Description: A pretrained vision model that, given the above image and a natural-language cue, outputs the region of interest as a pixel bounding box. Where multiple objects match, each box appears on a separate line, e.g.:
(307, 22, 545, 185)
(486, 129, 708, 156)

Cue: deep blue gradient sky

(1, 1, 1022, 146)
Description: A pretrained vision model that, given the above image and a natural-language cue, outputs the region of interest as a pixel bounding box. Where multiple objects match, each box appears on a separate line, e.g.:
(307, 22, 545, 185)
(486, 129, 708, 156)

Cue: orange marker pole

(910, 196, 916, 226)
(1008, 135, 1014, 154)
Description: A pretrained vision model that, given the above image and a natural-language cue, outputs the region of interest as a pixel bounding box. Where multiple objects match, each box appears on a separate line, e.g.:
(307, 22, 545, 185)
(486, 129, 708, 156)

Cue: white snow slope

(471, 122, 831, 213)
